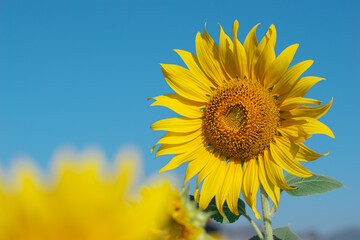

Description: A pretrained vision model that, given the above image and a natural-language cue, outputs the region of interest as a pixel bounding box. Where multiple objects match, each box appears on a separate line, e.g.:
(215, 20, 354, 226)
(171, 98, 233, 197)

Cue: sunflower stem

(260, 184, 273, 240)
(245, 215, 263, 240)
(270, 203, 276, 217)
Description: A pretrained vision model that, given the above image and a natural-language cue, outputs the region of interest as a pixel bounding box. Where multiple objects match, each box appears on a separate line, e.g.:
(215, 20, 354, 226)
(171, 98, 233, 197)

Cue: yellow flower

(150, 20, 334, 219)
(138, 182, 214, 240)
(0, 149, 216, 240)
(0, 150, 149, 240)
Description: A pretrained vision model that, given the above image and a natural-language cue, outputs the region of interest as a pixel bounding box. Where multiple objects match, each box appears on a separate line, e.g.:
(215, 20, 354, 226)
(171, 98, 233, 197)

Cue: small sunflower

(0, 150, 215, 239)
(150, 20, 334, 219)
(0, 151, 151, 240)
(138, 182, 215, 240)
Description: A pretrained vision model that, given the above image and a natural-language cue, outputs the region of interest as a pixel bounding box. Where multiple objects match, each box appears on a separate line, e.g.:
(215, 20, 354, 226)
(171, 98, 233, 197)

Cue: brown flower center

(203, 79, 279, 161)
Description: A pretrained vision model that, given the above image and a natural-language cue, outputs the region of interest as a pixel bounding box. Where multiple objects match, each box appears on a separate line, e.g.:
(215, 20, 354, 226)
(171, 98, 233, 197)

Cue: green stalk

(270, 203, 276, 217)
(245, 215, 264, 240)
(260, 185, 273, 240)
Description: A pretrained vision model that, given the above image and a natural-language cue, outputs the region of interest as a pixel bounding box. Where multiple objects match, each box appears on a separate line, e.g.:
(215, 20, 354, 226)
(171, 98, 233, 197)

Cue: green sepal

(249, 226, 301, 240)
(190, 195, 247, 224)
(284, 173, 345, 197)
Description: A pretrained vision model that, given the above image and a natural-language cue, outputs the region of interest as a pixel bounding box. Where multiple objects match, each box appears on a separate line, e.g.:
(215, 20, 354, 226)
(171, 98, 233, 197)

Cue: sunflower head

(139, 183, 214, 240)
(0, 150, 215, 239)
(203, 79, 279, 161)
(150, 20, 334, 219)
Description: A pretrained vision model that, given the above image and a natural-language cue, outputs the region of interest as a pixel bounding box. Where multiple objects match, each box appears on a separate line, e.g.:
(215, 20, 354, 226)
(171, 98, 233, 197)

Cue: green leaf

(249, 226, 301, 240)
(249, 235, 261, 240)
(284, 173, 345, 197)
(272, 226, 302, 240)
(189, 195, 247, 223)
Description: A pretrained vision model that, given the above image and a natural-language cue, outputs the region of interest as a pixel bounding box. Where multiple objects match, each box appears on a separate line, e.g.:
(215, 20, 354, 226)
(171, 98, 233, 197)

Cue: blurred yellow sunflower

(150, 20, 334, 219)
(138, 182, 215, 240)
(0, 149, 216, 240)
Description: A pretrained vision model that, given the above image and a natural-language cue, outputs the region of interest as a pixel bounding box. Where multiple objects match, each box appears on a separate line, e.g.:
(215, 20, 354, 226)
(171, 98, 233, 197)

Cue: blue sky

(0, 0, 359, 235)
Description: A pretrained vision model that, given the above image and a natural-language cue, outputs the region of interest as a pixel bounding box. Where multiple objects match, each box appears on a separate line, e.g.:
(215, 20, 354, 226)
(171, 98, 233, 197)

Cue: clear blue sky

(0, 0, 359, 235)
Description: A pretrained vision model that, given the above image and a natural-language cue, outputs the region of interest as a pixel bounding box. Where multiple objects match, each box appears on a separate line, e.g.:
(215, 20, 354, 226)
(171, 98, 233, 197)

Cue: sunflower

(150, 20, 334, 219)
(0, 150, 152, 240)
(0, 149, 215, 239)
(138, 182, 215, 240)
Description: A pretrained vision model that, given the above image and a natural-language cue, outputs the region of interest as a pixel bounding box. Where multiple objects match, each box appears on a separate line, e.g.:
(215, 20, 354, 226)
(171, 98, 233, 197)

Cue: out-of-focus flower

(150, 20, 334, 219)
(138, 182, 214, 240)
(0, 149, 216, 240)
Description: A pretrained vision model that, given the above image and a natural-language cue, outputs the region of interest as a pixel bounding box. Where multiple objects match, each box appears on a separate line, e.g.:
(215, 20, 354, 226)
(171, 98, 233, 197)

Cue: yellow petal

(174, 49, 215, 88)
(215, 160, 234, 217)
(257, 24, 277, 53)
(280, 97, 322, 111)
(264, 149, 294, 190)
(286, 76, 324, 98)
(162, 67, 208, 103)
(184, 159, 205, 185)
(159, 154, 190, 174)
(281, 117, 335, 138)
(149, 94, 204, 119)
(242, 158, 261, 219)
(295, 143, 328, 162)
(264, 44, 299, 89)
(226, 159, 243, 215)
(184, 147, 210, 184)
(195, 26, 227, 86)
(199, 158, 227, 211)
(281, 98, 333, 120)
(151, 129, 202, 152)
(255, 26, 276, 83)
(278, 126, 311, 143)
(243, 23, 260, 74)
(273, 60, 313, 96)
(161, 64, 212, 94)
(270, 137, 313, 177)
(155, 134, 206, 157)
(159, 149, 203, 173)
(232, 20, 249, 79)
(251, 25, 276, 80)
(194, 187, 200, 202)
(196, 149, 221, 187)
(218, 23, 236, 78)
(258, 154, 280, 208)
(151, 117, 202, 133)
